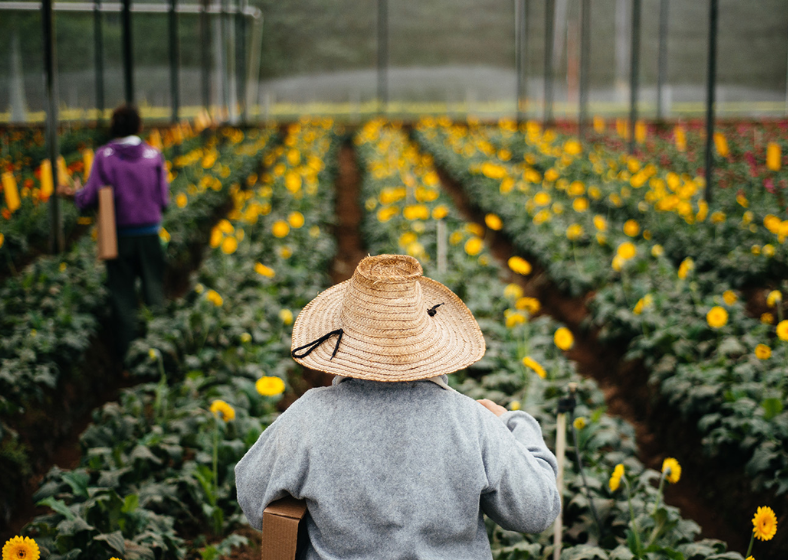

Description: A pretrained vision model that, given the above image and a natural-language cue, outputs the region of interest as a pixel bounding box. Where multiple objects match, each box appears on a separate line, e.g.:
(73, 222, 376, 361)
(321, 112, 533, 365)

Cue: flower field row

(354, 120, 749, 560)
(0, 126, 277, 531)
(22, 119, 340, 559)
(414, 120, 787, 526)
(0, 124, 200, 279)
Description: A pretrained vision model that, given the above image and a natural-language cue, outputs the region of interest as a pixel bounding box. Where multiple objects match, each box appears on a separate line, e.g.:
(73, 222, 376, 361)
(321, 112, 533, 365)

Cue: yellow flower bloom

(563, 139, 582, 155)
(506, 312, 527, 328)
(761, 312, 774, 325)
(220, 236, 238, 255)
(449, 231, 463, 245)
(310, 225, 321, 238)
(255, 262, 275, 278)
(464, 237, 483, 256)
(466, 223, 485, 237)
(612, 255, 624, 272)
(515, 297, 541, 315)
(534, 191, 551, 206)
(206, 289, 223, 307)
(764, 214, 781, 234)
(752, 506, 777, 541)
(777, 320, 788, 341)
(573, 416, 587, 430)
(485, 213, 503, 231)
(572, 197, 589, 213)
(159, 228, 171, 243)
(763, 244, 775, 258)
(288, 211, 305, 228)
(510, 401, 521, 411)
(566, 224, 584, 241)
(279, 246, 292, 259)
(767, 290, 782, 307)
(194, 283, 205, 294)
(554, 327, 574, 351)
(0, 233, 4, 249)
(755, 344, 771, 360)
(403, 204, 430, 221)
(272, 220, 290, 238)
(175, 192, 188, 208)
(279, 309, 294, 325)
(633, 294, 653, 315)
(432, 205, 449, 220)
(609, 464, 625, 492)
(593, 215, 607, 231)
(504, 283, 523, 300)
(751, 245, 761, 256)
(240, 332, 252, 343)
(508, 256, 532, 276)
(651, 245, 664, 257)
(678, 258, 694, 280)
(59, 262, 67, 272)
(522, 356, 546, 378)
(2, 536, 40, 560)
(210, 399, 235, 422)
(662, 457, 681, 483)
(767, 142, 781, 171)
(706, 306, 728, 329)
(623, 219, 640, 237)
(218, 219, 234, 234)
(256, 376, 286, 397)
(285, 170, 302, 193)
(714, 132, 729, 157)
(722, 290, 737, 305)
(617, 242, 637, 261)
(710, 211, 726, 224)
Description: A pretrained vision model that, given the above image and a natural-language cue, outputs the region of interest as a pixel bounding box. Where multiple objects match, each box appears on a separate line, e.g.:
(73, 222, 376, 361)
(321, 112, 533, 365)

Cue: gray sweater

(235, 377, 561, 559)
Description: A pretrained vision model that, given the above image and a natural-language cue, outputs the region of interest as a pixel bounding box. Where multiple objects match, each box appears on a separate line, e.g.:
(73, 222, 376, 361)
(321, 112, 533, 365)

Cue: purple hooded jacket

(75, 138, 169, 232)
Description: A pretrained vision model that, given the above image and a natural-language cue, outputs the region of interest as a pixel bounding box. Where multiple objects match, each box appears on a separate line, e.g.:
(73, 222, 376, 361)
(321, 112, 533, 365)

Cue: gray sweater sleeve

(234, 397, 311, 530)
(479, 409, 561, 533)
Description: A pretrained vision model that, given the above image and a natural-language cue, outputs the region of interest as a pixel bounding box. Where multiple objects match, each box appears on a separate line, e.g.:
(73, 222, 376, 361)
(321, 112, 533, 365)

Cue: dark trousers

(106, 234, 165, 361)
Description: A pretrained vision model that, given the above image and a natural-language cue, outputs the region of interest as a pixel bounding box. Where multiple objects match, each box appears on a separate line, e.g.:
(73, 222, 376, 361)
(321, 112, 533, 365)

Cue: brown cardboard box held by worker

(261, 496, 308, 560)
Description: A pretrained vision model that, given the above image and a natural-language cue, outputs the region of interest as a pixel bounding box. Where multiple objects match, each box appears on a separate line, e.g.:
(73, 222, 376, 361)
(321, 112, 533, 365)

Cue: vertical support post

(544, 0, 555, 127)
(236, 0, 247, 123)
(437, 219, 447, 274)
(168, 0, 180, 123)
(656, 0, 669, 122)
(93, 0, 105, 122)
(121, 0, 134, 105)
(628, 0, 641, 154)
(220, 0, 230, 122)
(552, 411, 567, 560)
(515, 0, 525, 123)
(578, 0, 590, 140)
(245, 12, 263, 121)
(704, 0, 718, 203)
(377, 0, 388, 114)
(200, 0, 211, 112)
(42, 0, 63, 253)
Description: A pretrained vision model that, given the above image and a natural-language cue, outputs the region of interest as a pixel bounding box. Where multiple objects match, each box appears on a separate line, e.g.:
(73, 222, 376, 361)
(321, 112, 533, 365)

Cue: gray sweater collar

(332, 374, 454, 391)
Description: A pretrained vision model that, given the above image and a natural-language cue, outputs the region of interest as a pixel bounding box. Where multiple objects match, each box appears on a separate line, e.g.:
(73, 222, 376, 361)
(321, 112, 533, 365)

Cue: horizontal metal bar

(0, 1, 261, 17)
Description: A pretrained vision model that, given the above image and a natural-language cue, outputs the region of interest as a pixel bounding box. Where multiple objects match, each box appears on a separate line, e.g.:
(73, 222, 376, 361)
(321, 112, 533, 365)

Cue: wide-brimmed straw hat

(290, 254, 486, 381)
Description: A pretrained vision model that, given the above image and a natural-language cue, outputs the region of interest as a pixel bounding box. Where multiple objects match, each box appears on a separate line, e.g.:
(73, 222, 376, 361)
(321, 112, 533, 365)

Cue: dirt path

(433, 165, 754, 556)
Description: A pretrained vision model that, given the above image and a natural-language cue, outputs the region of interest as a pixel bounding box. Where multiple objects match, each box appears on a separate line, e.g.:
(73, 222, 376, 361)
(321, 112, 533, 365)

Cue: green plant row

(355, 120, 746, 560)
(414, 122, 788, 499)
(23, 119, 340, 560)
(0, 127, 277, 531)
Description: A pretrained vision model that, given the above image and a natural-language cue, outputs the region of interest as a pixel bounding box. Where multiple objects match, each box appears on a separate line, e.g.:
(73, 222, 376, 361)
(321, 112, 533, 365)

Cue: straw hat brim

(291, 277, 485, 382)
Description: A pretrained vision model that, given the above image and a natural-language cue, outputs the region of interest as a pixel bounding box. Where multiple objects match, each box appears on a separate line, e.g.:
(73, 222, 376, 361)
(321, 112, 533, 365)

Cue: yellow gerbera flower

(272, 220, 290, 238)
(761, 313, 774, 325)
(175, 192, 188, 208)
(515, 297, 541, 315)
(752, 506, 777, 541)
(678, 258, 694, 280)
(609, 464, 625, 492)
(566, 224, 584, 241)
(554, 327, 574, 351)
(722, 290, 737, 305)
(255, 262, 275, 278)
(617, 242, 637, 261)
(754, 344, 771, 360)
(506, 312, 527, 328)
(503, 283, 523, 300)
(288, 211, 305, 228)
(623, 219, 640, 237)
(217, 219, 234, 234)
(593, 215, 607, 231)
(485, 213, 503, 231)
(256, 376, 286, 397)
(206, 289, 223, 307)
(767, 290, 782, 308)
(651, 244, 664, 257)
(706, 306, 728, 329)
(210, 400, 235, 422)
(661, 457, 681, 483)
(464, 237, 483, 256)
(3, 536, 40, 560)
(573, 417, 587, 430)
(508, 256, 532, 276)
(777, 320, 788, 341)
(432, 205, 449, 220)
(279, 309, 294, 325)
(522, 356, 546, 378)
(220, 236, 238, 255)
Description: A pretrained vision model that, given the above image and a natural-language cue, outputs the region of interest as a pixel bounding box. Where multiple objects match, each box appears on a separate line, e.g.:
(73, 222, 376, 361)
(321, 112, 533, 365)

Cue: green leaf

(121, 493, 139, 514)
(93, 530, 126, 555)
(761, 397, 783, 420)
(62, 470, 90, 498)
(36, 497, 76, 521)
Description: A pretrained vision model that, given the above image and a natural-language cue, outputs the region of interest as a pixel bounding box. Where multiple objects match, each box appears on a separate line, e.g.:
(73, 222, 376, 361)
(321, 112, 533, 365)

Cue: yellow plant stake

(39, 159, 53, 199)
(83, 148, 94, 180)
(1, 171, 20, 212)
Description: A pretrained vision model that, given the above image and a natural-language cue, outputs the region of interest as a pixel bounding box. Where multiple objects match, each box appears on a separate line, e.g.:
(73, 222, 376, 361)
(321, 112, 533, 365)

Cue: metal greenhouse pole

(515, 0, 527, 123)
(42, 0, 63, 253)
(704, 0, 718, 203)
(578, 0, 590, 140)
(628, 0, 641, 154)
(656, 0, 669, 122)
(94, 0, 105, 121)
(544, 0, 555, 127)
(201, 0, 211, 112)
(121, 0, 134, 104)
(236, 0, 246, 123)
(377, 0, 388, 114)
(169, 0, 180, 123)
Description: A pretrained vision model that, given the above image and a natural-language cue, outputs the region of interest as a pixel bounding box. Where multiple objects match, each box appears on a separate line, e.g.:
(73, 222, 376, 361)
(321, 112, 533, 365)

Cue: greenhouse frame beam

(543, 0, 554, 127)
(704, 0, 718, 203)
(377, 0, 388, 114)
(0, 1, 259, 16)
(514, 0, 527, 123)
(169, 0, 180, 123)
(578, 0, 590, 140)
(628, 0, 641, 154)
(656, 0, 669, 122)
(42, 0, 64, 253)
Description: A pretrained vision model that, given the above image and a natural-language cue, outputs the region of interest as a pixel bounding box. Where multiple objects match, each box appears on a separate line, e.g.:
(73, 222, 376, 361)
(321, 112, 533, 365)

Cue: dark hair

(110, 105, 142, 138)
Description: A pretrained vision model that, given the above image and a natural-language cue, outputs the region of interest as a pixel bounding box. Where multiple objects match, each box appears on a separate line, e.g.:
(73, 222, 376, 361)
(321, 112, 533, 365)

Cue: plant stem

(212, 421, 219, 508)
(745, 532, 754, 558)
(652, 471, 666, 515)
(624, 476, 644, 557)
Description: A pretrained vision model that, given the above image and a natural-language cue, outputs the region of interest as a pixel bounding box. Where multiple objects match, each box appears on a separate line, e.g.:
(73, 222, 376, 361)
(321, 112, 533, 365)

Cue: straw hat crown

(291, 254, 485, 381)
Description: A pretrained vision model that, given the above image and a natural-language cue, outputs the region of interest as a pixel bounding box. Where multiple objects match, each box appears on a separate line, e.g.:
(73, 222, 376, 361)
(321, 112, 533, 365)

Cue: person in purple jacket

(59, 105, 169, 361)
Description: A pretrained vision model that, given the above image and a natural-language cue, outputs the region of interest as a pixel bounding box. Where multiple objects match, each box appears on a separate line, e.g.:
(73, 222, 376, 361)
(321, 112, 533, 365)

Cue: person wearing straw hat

(235, 254, 561, 559)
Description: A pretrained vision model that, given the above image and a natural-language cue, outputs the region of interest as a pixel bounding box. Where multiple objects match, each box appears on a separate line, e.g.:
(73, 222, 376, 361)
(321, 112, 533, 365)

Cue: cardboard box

(261, 496, 308, 560)
(97, 186, 118, 260)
